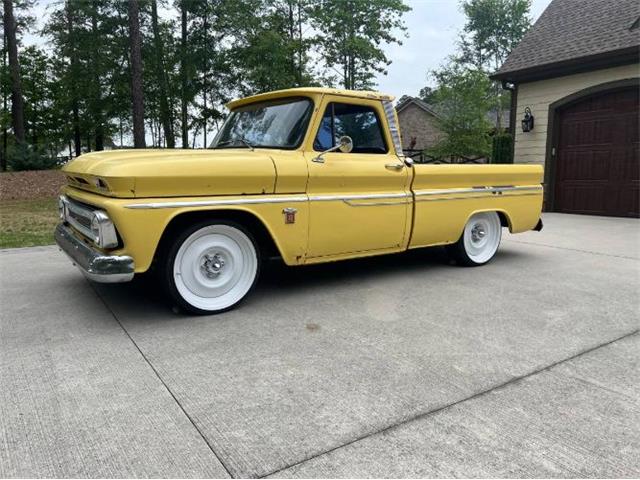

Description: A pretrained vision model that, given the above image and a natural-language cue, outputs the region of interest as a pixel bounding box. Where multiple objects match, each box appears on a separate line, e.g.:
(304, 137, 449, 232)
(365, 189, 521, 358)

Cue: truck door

(305, 97, 411, 258)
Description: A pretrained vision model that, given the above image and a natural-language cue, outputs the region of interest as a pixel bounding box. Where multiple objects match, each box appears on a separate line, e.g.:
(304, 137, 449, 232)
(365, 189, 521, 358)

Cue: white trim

(343, 199, 410, 207)
(125, 195, 308, 209)
(124, 186, 541, 210)
(309, 192, 409, 202)
(416, 192, 542, 202)
(414, 185, 542, 196)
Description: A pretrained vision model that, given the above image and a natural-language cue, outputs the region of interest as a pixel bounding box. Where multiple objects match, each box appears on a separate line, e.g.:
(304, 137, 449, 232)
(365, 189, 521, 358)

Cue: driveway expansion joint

(87, 281, 235, 479)
(260, 329, 640, 479)
(503, 238, 640, 260)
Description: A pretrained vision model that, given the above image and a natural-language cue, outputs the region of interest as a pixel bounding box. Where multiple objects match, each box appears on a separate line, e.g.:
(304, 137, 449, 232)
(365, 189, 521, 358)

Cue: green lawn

(0, 199, 59, 249)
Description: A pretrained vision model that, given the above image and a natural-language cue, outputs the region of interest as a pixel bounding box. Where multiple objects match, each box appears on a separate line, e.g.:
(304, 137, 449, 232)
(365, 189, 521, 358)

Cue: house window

(313, 103, 388, 154)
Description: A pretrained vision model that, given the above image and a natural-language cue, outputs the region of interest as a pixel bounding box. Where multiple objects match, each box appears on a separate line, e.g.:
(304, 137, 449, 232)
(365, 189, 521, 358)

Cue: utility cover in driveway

(555, 87, 639, 218)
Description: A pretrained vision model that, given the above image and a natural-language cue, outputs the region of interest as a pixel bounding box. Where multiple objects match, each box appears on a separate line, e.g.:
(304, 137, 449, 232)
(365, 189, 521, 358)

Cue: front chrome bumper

(54, 223, 134, 283)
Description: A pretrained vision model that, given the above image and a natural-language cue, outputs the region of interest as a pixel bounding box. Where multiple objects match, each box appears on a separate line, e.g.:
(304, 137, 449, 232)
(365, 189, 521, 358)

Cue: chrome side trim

(125, 195, 308, 209)
(343, 199, 410, 207)
(125, 193, 411, 209)
(414, 185, 542, 197)
(416, 192, 543, 202)
(55, 223, 134, 283)
(123, 186, 541, 210)
(309, 192, 409, 202)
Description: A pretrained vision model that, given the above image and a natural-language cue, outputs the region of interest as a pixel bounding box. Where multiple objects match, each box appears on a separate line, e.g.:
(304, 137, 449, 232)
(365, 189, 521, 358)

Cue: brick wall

(396, 104, 443, 150)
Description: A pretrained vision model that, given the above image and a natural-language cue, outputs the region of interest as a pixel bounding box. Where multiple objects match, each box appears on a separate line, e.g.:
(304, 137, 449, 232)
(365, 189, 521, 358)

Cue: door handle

(385, 163, 404, 170)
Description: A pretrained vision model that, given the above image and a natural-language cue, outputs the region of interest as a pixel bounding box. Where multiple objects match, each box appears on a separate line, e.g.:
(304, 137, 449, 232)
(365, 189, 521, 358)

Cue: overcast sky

(376, 0, 553, 96)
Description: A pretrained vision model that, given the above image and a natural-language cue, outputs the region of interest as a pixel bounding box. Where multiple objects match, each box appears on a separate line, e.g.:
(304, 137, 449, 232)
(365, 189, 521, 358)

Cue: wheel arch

(460, 208, 513, 236)
(154, 208, 285, 268)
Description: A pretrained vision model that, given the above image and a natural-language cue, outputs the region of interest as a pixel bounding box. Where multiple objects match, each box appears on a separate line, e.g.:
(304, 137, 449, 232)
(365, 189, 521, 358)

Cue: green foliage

(418, 0, 532, 146)
(418, 86, 436, 104)
(458, 0, 532, 130)
(7, 143, 59, 171)
(426, 62, 493, 160)
(309, 0, 410, 90)
(2, 0, 411, 163)
(459, 0, 531, 71)
(226, 0, 316, 94)
(491, 133, 513, 163)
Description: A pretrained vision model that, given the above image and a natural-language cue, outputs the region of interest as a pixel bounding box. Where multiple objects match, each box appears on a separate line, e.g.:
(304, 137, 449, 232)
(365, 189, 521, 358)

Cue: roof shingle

(494, 0, 640, 80)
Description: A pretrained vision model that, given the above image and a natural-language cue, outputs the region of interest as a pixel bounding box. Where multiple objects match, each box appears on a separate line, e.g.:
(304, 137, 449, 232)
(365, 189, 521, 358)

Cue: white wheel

(166, 222, 259, 314)
(447, 212, 502, 266)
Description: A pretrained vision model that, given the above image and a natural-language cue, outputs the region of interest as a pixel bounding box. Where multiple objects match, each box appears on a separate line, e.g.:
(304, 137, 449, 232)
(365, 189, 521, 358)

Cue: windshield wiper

(214, 137, 254, 151)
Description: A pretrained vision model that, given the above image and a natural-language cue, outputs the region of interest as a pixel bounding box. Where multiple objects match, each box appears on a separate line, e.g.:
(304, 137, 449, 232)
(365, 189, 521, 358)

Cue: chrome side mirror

(312, 136, 353, 163)
(337, 135, 353, 153)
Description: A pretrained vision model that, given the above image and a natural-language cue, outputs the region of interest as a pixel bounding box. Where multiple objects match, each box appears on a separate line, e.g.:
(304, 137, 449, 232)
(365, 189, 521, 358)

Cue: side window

(313, 102, 388, 154)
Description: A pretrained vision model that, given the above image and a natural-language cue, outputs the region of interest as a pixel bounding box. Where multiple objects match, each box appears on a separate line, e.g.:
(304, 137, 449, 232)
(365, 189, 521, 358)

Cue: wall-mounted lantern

(521, 107, 534, 132)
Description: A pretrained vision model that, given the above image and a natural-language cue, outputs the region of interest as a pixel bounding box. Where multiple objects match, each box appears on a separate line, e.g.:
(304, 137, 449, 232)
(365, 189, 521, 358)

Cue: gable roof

(395, 96, 440, 118)
(395, 96, 510, 129)
(492, 0, 640, 82)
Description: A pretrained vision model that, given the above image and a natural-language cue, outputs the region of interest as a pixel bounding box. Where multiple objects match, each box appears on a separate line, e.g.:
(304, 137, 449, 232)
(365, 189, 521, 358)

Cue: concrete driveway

(1, 213, 639, 478)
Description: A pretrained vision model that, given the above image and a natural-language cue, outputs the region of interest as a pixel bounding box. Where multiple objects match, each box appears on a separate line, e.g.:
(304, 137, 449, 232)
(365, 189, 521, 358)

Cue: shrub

(7, 143, 59, 171)
(491, 133, 513, 164)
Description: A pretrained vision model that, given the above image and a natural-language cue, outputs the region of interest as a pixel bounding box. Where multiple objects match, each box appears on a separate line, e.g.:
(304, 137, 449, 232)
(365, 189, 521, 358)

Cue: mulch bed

(0, 170, 66, 201)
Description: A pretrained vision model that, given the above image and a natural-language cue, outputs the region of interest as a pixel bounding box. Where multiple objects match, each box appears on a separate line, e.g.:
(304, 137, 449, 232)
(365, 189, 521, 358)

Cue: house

(492, 0, 639, 218)
(395, 96, 510, 155)
(395, 96, 442, 151)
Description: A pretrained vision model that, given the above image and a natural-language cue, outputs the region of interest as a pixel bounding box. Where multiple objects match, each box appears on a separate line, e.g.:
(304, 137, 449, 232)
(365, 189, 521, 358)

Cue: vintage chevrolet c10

(56, 87, 543, 314)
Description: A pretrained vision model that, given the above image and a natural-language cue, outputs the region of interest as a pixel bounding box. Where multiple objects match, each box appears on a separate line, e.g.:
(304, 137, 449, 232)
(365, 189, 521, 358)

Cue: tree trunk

(1, 31, 8, 170)
(151, 0, 175, 148)
(2, 0, 26, 144)
(90, 5, 104, 151)
(128, 0, 146, 148)
(297, 1, 303, 85)
(180, 1, 188, 148)
(202, 10, 208, 148)
(65, 1, 82, 157)
(288, 1, 296, 84)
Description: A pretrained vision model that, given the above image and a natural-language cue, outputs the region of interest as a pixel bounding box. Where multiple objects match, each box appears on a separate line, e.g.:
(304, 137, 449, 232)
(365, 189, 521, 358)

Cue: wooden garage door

(555, 87, 639, 217)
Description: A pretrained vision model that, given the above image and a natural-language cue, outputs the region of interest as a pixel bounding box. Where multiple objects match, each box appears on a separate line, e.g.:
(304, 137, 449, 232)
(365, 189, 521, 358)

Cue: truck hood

(62, 149, 276, 198)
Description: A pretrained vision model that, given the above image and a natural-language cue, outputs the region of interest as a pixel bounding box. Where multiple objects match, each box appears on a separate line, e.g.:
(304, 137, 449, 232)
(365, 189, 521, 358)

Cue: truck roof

(226, 87, 395, 109)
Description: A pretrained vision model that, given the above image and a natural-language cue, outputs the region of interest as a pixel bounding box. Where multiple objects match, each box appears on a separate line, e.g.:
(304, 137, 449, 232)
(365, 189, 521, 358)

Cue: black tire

(445, 239, 477, 267)
(160, 219, 261, 315)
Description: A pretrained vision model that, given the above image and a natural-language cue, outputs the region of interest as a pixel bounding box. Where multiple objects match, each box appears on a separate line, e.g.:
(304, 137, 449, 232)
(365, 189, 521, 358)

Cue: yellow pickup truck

(56, 87, 543, 314)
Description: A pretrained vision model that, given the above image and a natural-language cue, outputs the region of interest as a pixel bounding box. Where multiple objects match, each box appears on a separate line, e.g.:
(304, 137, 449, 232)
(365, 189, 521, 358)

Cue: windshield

(213, 97, 313, 149)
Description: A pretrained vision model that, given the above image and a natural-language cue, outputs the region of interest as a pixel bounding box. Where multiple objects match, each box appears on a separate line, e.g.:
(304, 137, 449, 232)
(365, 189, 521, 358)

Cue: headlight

(90, 211, 119, 249)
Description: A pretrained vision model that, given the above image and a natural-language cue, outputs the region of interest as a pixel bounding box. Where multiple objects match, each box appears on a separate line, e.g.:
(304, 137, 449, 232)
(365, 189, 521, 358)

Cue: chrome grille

(61, 196, 96, 242)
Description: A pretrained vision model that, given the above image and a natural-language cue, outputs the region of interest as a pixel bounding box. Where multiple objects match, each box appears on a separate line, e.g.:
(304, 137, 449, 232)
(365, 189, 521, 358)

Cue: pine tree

(2, 0, 26, 144)
(128, 0, 146, 148)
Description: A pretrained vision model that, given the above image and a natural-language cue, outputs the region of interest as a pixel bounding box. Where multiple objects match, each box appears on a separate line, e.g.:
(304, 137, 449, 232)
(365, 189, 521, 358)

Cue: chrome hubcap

(201, 253, 225, 278)
(471, 224, 486, 243)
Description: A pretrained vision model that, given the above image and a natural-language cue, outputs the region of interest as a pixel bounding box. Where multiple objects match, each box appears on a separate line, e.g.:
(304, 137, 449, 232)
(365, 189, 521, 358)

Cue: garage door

(555, 87, 639, 217)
